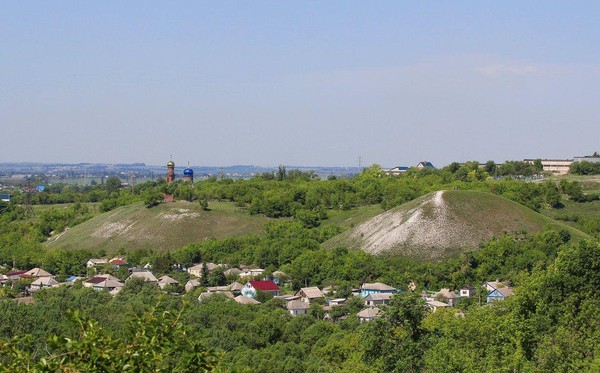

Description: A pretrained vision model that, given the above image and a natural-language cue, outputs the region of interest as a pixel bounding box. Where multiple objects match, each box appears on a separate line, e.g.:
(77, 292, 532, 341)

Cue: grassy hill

(45, 201, 273, 252)
(324, 190, 588, 260)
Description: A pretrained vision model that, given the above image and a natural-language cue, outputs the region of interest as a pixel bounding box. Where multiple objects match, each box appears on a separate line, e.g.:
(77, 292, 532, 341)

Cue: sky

(1, 1, 599, 168)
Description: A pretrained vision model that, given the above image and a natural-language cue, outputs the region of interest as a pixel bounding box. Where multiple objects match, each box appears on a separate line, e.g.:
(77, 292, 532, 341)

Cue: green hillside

(45, 201, 272, 252)
(324, 190, 588, 260)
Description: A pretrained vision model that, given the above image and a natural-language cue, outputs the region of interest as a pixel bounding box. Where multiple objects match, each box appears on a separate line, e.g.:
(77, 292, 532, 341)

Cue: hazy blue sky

(1, 2, 599, 167)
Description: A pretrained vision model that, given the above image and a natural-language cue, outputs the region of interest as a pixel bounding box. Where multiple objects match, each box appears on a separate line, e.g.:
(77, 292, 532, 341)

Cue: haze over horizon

(2, 2, 599, 168)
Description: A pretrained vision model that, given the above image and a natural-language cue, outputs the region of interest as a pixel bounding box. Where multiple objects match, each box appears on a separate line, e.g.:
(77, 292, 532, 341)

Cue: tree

(143, 190, 163, 208)
(277, 165, 287, 181)
(484, 161, 497, 175)
(105, 177, 122, 195)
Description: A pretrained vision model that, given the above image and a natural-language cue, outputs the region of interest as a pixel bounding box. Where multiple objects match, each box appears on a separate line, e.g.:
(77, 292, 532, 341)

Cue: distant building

(183, 167, 194, 183)
(0, 194, 11, 203)
(574, 155, 600, 163)
(384, 166, 409, 176)
(524, 159, 573, 175)
(416, 161, 435, 170)
(166, 160, 176, 183)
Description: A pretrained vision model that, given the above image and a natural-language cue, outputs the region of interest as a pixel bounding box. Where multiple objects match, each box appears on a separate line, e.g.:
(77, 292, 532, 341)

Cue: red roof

(109, 259, 128, 265)
(249, 280, 280, 291)
(4, 270, 29, 277)
(86, 276, 108, 284)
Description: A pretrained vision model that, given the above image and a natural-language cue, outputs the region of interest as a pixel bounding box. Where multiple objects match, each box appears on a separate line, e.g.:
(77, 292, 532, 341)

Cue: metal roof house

(416, 161, 435, 169)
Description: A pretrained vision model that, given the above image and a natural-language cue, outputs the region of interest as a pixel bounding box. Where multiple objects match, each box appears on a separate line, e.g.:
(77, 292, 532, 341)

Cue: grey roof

(361, 282, 396, 291)
(224, 268, 242, 276)
(128, 271, 158, 282)
(436, 288, 460, 299)
(364, 293, 393, 301)
(234, 295, 261, 305)
(228, 281, 244, 291)
(496, 287, 515, 297)
(24, 268, 53, 277)
(287, 300, 310, 310)
(426, 300, 450, 308)
(357, 307, 381, 318)
(184, 279, 200, 292)
(297, 286, 324, 299)
(158, 275, 179, 285)
(30, 277, 59, 287)
(199, 291, 234, 301)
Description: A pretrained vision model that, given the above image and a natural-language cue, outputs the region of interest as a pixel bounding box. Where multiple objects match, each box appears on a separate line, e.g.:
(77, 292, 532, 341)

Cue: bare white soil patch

(92, 221, 133, 239)
(351, 191, 475, 257)
(158, 211, 200, 221)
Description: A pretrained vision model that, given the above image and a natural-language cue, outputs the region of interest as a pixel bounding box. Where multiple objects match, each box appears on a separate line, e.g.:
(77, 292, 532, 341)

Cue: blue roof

(65, 275, 79, 282)
(418, 161, 435, 168)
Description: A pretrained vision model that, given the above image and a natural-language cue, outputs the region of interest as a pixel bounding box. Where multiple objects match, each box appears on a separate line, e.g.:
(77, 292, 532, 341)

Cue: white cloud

(475, 63, 541, 76)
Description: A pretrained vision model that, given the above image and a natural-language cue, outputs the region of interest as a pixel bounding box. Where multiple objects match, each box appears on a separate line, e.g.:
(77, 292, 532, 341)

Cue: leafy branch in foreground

(0, 307, 220, 372)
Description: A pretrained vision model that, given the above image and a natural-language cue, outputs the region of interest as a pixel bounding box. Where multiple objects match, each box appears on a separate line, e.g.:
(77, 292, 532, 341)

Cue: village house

(241, 280, 280, 298)
(86, 258, 108, 268)
(295, 286, 325, 303)
(24, 268, 53, 278)
(287, 300, 310, 316)
(364, 292, 393, 306)
(198, 291, 234, 302)
(228, 281, 244, 293)
(187, 263, 222, 278)
(434, 288, 461, 306)
(157, 275, 179, 289)
(384, 166, 409, 176)
(484, 280, 510, 292)
(426, 300, 451, 312)
(223, 268, 242, 277)
(328, 298, 347, 307)
(460, 285, 476, 298)
(360, 282, 396, 298)
(2, 270, 29, 282)
(239, 268, 265, 279)
(271, 271, 287, 285)
(84, 275, 124, 294)
(234, 295, 261, 305)
(127, 271, 158, 283)
(487, 287, 515, 303)
(29, 277, 59, 292)
(184, 279, 200, 292)
(357, 307, 381, 322)
(416, 161, 435, 170)
(109, 258, 131, 271)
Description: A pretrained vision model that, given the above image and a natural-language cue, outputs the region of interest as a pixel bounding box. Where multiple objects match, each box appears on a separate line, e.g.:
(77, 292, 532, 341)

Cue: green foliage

(570, 161, 600, 175)
(0, 308, 219, 371)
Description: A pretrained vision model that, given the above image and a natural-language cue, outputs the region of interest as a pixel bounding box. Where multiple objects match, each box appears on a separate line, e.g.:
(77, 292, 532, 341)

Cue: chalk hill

(45, 201, 271, 252)
(325, 190, 587, 260)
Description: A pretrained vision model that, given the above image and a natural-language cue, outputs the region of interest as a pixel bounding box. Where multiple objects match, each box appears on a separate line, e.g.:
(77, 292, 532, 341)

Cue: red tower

(166, 160, 175, 183)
